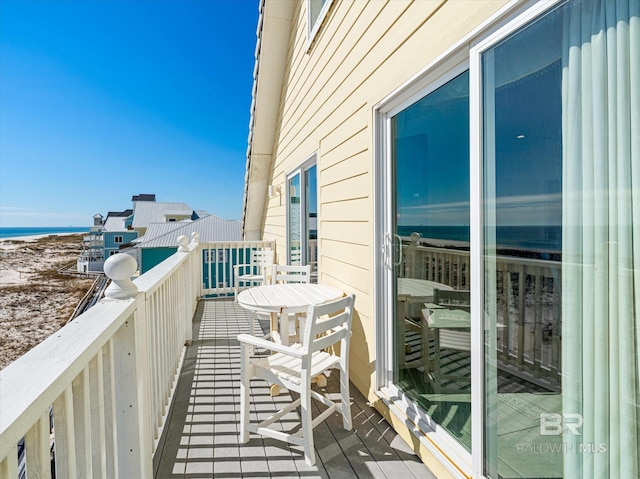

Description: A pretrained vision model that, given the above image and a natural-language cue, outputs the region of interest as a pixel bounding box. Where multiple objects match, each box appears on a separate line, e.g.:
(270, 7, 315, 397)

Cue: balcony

(0, 236, 435, 479)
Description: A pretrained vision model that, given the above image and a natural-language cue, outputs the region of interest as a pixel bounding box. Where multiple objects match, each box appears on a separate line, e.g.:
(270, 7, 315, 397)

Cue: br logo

(540, 413, 583, 436)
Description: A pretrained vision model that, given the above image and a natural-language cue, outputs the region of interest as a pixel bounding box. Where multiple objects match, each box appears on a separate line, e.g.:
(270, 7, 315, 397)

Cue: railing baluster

(0, 443, 18, 479)
(71, 367, 92, 476)
(505, 265, 514, 365)
(24, 411, 52, 479)
(104, 341, 117, 479)
(533, 268, 543, 373)
(52, 386, 76, 478)
(516, 265, 525, 369)
(88, 355, 107, 479)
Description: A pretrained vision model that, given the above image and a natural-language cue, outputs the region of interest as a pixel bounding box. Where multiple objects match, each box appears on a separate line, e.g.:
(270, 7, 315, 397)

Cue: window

(391, 70, 471, 449)
(375, 1, 640, 476)
(205, 249, 227, 264)
(287, 156, 317, 280)
(114, 235, 123, 244)
(480, 1, 639, 477)
(307, 0, 332, 46)
(109, 251, 117, 257)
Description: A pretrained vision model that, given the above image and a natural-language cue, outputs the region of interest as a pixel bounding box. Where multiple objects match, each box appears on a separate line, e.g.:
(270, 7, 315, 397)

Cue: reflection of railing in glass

(399, 237, 561, 388)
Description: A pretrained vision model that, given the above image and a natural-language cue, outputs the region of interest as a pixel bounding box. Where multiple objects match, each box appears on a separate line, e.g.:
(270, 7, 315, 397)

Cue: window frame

(372, 1, 564, 477)
(306, 0, 332, 49)
(286, 153, 318, 270)
(114, 235, 123, 244)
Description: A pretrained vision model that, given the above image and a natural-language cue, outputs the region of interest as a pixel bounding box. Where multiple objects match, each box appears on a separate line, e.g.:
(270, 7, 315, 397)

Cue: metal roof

(104, 216, 128, 232)
(132, 201, 194, 229)
(138, 215, 242, 248)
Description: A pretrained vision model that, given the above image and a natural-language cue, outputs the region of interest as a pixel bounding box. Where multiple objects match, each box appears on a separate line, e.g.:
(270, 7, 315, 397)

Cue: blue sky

(0, 0, 259, 227)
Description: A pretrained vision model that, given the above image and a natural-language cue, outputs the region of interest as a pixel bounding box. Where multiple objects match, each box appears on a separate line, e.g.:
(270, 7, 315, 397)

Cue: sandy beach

(0, 234, 95, 370)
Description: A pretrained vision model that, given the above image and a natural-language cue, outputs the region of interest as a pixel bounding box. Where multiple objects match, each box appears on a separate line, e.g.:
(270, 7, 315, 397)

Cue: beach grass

(0, 234, 96, 369)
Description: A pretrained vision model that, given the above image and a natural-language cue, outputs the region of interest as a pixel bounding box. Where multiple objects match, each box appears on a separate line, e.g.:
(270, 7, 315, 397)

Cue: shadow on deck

(154, 299, 437, 479)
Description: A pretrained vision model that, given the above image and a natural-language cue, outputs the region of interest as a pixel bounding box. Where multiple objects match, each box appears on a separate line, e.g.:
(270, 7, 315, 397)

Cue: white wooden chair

(425, 289, 471, 393)
(271, 264, 311, 285)
(238, 294, 355, 466)
(233, 249, 274, 299)
(269, 264, 311, 342)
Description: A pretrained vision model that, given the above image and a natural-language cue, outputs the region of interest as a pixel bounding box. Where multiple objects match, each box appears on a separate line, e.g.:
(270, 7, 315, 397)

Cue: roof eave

(242, 0, 294, 240)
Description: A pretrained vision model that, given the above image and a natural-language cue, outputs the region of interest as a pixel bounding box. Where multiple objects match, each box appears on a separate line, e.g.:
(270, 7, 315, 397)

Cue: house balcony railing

(0, 235, 274, 478)
(399, 237, 561, 388)
(1, 233, 556, 477)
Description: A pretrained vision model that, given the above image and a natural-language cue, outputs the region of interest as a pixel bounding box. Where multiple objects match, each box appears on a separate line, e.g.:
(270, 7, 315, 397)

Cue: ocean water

(398, 225, 562, 253)
(0, 226, 88, 239)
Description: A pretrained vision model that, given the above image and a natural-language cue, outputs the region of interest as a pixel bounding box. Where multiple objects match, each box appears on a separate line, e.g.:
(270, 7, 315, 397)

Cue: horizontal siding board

(279, 1, 414, 150)
(321, 143, 369, 183)
(321, 255, 370, 293)
(321, 197, 370, 222)
(319, 108, 369, 159)
(321, 239, 369, 270)
(321, 221, 370, 245)
(321, 151, 369, 187)
(322, 172, 370, 203)
(278, 0, 371, 141)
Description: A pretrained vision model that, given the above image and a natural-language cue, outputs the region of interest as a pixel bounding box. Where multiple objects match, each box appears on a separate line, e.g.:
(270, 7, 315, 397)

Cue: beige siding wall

(260, 0, 507, 400)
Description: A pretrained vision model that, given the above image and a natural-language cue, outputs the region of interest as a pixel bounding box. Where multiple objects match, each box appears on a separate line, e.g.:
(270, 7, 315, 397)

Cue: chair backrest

(271, 264, 311, 284)
(301, 294, 355, 355)
(251, 249, 274, 267)
(439, 329, 471, 351)
(434, 289, 470, 311)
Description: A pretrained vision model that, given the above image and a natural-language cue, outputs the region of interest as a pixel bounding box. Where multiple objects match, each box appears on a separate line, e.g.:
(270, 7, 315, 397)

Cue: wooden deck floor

(154, 298, 437, 479)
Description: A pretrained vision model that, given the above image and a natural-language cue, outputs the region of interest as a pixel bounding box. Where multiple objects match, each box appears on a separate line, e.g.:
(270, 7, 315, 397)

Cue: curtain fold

(562, 0, 640, 477)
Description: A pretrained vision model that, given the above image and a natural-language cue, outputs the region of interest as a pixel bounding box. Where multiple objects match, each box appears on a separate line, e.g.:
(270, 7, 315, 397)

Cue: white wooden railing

(200, 239, 275, 296)
(0, 235, 277, 478)
(400, 238, 562, 387)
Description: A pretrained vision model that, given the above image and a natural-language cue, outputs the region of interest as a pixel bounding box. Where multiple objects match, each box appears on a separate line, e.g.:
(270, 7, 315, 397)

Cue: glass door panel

(482, 5, 564, 477)
(305, 165, 318, 278)
(288, 173, 301, 265)
(391, 70, 471, 450)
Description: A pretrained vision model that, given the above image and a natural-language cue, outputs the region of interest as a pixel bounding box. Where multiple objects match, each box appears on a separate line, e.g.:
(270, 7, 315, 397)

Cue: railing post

(103, 254, 152, 478)
(177, 235, 189, 252)
(104, 254, 138, 300)
(111, 311, 152, 479)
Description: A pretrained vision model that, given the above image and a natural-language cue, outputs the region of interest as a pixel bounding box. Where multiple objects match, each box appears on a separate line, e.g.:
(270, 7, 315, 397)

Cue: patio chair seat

(239, 294, 355, 466)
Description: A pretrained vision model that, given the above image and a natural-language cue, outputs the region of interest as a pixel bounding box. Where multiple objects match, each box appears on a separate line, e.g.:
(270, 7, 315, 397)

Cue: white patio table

(397, 277, 453, 319)
(236, 283, 344, 346)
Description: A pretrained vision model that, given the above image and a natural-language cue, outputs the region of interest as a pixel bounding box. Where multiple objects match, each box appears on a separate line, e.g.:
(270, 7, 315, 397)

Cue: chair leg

(340, 366, 352, 431)
(248, 311, 257, 355)
(300, 379, 316, 465)
(239, 344, 251, 443)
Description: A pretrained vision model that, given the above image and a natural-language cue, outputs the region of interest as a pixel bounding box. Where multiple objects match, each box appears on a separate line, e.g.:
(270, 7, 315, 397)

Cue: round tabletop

(397, 278, 453, 299)
(237, 283, 344, 314)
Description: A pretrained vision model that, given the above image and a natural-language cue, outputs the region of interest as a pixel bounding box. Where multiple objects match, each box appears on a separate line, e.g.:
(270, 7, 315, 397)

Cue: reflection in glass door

(287, 161, 317, 280)
(288, 173, 301, 265)
(391, 70, 471, 450)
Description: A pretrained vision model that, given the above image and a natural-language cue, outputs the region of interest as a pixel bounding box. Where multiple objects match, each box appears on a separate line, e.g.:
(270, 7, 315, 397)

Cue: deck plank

(154, 298, 436, 479)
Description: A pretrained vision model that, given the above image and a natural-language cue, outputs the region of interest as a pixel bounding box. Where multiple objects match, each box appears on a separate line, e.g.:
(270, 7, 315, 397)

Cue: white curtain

(562, 0, 640, 477)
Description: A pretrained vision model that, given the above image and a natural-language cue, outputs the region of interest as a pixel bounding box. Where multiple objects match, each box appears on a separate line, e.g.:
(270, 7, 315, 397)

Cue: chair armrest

(237, 334, 305, 358)
(233, 263, 252, 275)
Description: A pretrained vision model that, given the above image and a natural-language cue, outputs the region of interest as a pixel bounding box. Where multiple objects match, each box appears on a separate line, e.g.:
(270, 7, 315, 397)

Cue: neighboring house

(131, 195, 199, 236)
(136, 214, 242, 275)
(77, 194, 205, 273)
(243, 1, 639, 478)
(102, 209, 138, 258)
(76, 214, 105, 273)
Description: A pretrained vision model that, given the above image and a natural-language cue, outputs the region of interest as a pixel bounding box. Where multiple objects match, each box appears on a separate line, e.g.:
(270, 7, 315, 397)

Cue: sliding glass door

(287, 159, 317, 279)
(377, 1, 639, 475)
(390, 69, 472, 450)
(481, 1, 639, 477)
